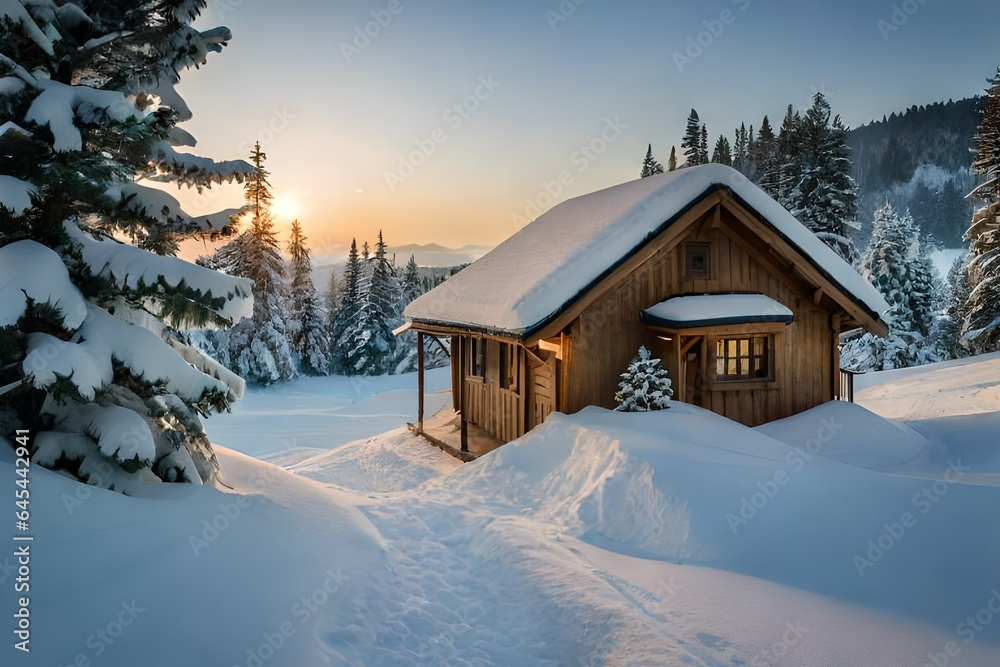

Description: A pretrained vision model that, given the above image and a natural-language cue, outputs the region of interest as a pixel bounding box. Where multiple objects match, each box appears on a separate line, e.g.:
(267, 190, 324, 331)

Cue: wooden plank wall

(461, 338, 525, 443)
(566, 208, 837, 426)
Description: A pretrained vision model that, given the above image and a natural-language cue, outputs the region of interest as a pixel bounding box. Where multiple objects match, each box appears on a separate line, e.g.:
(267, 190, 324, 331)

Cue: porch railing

(838, 369, 863, 403)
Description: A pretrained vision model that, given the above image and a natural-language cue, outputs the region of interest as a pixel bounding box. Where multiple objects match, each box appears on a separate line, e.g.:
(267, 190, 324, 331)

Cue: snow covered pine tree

(0, 0, 253, 488)
(614, 346, 673, 412)
(961, 66, 1000, 353)
(783, 93, 860, 264)
(199, 142, 297, 384)
(681, 109, 705, 167)
(840, 202, 940, 370)
(640, 144, 665, 178)
(287, 219, 332, 375)
(342, 231, 400, 375)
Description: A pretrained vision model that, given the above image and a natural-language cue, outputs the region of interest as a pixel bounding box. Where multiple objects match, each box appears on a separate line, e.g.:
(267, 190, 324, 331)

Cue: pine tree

(343, 231, 399, 375)
(699, 125, 710, 165)
(733, 123, 749, 174)
(393, 255, 432, 374)
(640, 144, 665, 178)
(325, 271, 340, 328)
(938, 179, 973, 246)
(614, 346, 673, 412)
(287, 220, 331, 375)
(401, 255, 422, 303)
(712, 135, 732, 166)
(970, 67, 1000, 202)
(0, 0, 252, 487)
(681, 109, 702, 167)
(783, 94, 860, 264)
(344, 238, 361, 308)
(908, 228, 942, 340)
(201, 144, 296, 384)
(960, 66, 1000, 353)
(842, 202, 940, 369)
(753, 115, 780, 197)
(939, 253, 972, 358)
(777, 105, 802, 204)
(668, 146, 678, 171)
(330, 238, 361, 373)
(245, 142, 272, 233)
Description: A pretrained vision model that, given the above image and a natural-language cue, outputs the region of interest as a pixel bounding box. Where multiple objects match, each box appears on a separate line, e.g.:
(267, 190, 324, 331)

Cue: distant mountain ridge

(311, 243, 491, 296)
(387, 243, 492, 266)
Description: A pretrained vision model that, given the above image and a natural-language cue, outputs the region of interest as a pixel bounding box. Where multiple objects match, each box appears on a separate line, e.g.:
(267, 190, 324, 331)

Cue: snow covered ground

(855, 350, 1000, 419)
(204, 367, 451, 464)
(4, 356, 1000, 665)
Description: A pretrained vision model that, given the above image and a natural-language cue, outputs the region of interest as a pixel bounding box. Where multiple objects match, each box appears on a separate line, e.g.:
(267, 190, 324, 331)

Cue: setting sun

(271, 194, 303, 221)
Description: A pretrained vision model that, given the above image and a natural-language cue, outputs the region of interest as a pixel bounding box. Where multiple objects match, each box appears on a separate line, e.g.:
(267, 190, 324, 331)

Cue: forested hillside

(847, 97, 982, 245)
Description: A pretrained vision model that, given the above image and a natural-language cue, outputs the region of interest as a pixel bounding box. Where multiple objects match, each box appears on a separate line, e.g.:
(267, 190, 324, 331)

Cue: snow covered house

(403, 164, 889, 456)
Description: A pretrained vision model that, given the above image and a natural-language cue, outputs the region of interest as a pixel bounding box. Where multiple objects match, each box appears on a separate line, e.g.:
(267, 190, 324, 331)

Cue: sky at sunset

(169, 0, 997, 260)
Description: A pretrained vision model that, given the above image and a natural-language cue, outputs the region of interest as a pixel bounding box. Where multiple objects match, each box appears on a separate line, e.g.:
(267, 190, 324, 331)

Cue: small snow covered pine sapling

(614, 346, 673, 412)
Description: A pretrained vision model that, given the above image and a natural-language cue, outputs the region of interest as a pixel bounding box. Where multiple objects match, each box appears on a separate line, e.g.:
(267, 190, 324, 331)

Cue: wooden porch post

(417, 331, 425, 432)
(831, 313, 842, 401)
(673, 335, 684, 403)
(459, 336, 469, 453)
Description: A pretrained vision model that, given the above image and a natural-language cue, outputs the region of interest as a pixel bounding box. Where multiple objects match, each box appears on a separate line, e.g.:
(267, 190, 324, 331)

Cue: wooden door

(684, 337, 705, 407)
(528, 352, 556, 428)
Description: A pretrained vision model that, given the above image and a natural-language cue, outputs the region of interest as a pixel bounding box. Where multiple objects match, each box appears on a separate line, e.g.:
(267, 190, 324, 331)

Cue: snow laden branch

(65, 221, 253, 327)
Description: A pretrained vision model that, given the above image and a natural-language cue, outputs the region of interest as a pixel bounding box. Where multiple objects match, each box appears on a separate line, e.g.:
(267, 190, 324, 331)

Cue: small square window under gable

(685, 242, 710, 279)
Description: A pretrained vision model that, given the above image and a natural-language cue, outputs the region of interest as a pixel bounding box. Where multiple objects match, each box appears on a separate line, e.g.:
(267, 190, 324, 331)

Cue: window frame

(685, 242, 711, 279)
(713, 334, 773, 383)
(499, 342, 519, 391)
(467, 336, 485, 379)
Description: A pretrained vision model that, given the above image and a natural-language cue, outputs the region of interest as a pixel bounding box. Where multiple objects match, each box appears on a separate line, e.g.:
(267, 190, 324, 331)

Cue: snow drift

(445, 401, 1000, 635)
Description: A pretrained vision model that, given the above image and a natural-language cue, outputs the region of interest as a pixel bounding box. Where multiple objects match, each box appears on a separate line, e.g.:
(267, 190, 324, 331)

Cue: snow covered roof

(641, 294, 793, 329)
(404, 164, 889, 338)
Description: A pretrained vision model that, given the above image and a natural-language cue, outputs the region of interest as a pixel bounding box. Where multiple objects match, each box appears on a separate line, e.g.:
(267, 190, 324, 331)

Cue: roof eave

(407, 317, 527, 341)
(719, 187, 890, 337)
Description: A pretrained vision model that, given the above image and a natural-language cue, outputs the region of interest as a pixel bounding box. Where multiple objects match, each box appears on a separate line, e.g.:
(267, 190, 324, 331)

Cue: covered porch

(409, 406, 505, 462)
(404, 328, 508, 462)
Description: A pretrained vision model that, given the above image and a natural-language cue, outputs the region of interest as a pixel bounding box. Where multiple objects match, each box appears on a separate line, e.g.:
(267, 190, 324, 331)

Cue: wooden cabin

(401, 164, 889, 458)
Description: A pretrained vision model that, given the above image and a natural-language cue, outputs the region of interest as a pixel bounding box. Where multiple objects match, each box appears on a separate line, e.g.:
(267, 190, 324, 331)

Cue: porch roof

(640, 294, 793, 330)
